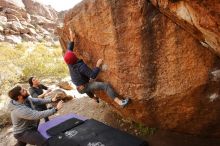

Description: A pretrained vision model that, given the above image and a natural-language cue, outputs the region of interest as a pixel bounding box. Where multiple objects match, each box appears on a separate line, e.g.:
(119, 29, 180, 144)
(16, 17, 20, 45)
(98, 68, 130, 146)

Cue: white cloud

(36, 0, 82, 11)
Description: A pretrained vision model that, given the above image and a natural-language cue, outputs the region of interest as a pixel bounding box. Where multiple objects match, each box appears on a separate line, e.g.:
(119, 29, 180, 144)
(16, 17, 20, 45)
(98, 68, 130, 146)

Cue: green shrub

(20, 43, 68, 80)
(134, 123, 156, 136)
(0, 42, 68, 89)
(0, 111, 11, 129)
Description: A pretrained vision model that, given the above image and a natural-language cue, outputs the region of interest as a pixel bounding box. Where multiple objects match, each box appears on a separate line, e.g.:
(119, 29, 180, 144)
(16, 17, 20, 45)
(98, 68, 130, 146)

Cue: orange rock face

(149, 0, 220, 55)
(58, 0, 220, 137)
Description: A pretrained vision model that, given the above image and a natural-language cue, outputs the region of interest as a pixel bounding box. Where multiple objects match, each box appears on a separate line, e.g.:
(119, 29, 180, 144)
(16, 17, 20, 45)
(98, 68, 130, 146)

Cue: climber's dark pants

(78, 81, 118, 100)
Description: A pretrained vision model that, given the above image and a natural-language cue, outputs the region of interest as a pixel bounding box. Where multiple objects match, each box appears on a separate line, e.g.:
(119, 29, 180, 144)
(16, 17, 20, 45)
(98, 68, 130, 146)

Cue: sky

(37, 0, 83, 11)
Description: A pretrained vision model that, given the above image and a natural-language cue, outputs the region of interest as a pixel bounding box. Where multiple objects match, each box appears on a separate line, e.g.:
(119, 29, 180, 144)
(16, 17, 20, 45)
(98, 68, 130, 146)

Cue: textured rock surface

(149, 0, 220, 56)
(1, 0, 25, 9)
(0, 0, 65, 43)
(22, 0, 58, 21)
(58, 0, 220, 137)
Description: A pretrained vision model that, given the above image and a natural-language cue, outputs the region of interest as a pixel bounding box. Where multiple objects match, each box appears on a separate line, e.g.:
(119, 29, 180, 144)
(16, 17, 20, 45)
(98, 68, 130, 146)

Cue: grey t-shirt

(8, 96, 56, 134)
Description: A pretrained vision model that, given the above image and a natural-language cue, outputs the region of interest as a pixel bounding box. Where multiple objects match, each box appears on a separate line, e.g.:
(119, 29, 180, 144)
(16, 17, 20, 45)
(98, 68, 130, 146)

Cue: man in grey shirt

(8, 85, 63, 146)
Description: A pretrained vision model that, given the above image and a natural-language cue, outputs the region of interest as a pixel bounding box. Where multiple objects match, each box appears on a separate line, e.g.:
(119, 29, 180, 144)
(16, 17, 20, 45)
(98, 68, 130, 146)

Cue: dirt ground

(1, 87, 220, 146)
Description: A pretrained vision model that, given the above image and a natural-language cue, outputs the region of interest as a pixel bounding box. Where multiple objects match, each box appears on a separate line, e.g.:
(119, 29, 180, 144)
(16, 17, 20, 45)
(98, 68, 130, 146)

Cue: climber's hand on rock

(69, 28, 75, 41)
(56, 100, 63, 110)
(96, 59, 103, 68)
(52, 94, 58, 102)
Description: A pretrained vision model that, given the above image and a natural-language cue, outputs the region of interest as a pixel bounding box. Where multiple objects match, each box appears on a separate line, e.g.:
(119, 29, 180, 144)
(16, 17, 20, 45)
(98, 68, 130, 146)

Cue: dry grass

(0, 42, 68, 94)
(0, 111, 11, 129)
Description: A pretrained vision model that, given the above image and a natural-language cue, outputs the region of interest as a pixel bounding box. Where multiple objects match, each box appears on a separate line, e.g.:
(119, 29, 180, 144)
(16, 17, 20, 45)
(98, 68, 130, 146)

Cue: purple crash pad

(38, 113, 87, 139)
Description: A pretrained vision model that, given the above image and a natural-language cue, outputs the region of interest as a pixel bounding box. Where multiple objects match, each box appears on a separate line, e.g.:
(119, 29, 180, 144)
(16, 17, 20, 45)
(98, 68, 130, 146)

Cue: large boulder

(0, 15, 7, 26)
(9, 29, 20, 35)
(3, 28, 10, 35)
(20, 21, 35, 31)
(149, 0, 220, 56)
(27, 27, 36, 35)
(4, 8, 26, 21)
(21, 33, 36, 42)
(5, 35, 22, 43)
(3, 8, 22, 17)
(10, 21, 25, 32)
(57, 0, 220, 137)
(6, 14, 20, 21)
(46, 89, 74, 107)
(30, 15, 54, 25)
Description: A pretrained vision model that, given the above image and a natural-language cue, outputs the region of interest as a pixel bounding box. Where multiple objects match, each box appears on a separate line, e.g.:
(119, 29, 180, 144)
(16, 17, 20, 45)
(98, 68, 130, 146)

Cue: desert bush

(0, 42, 68, 92)
(134, 123, 156, 136)
(0, 111, 11, 129)
(20, 43, 68, 80)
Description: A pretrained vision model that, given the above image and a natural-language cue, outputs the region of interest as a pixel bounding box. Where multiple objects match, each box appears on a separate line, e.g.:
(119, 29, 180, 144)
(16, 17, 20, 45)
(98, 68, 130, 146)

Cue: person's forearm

(90, 67, 100, 79)
(18, 108, 56, 120)
(30, 97, 52, 105)
(31, 108, 56, 120)
(38, 93, 45, 98)
(67, 41, 74, 51)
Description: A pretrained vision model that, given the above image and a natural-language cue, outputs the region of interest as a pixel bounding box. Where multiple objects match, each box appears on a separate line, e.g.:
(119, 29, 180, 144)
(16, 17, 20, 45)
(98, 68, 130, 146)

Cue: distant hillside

(0, 0, 66, 43)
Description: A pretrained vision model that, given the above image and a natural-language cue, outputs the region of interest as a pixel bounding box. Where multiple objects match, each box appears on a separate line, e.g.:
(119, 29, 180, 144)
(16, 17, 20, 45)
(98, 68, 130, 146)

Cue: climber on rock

(63, 28, 130, 108)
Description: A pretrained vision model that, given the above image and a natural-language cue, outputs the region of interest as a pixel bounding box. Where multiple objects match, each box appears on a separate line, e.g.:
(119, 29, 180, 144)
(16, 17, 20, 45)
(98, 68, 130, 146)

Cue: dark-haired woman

(28, 77, 52, 122)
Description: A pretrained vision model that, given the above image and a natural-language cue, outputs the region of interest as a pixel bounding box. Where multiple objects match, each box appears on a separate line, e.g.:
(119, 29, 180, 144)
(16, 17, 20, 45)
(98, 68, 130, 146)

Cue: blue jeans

(81, 82, 117, 100)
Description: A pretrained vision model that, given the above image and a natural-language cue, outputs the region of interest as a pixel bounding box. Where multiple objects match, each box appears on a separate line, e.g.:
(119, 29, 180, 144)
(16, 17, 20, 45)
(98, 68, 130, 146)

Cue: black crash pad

(47, 119, 148, 146)
(47, 117, 84, 136)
